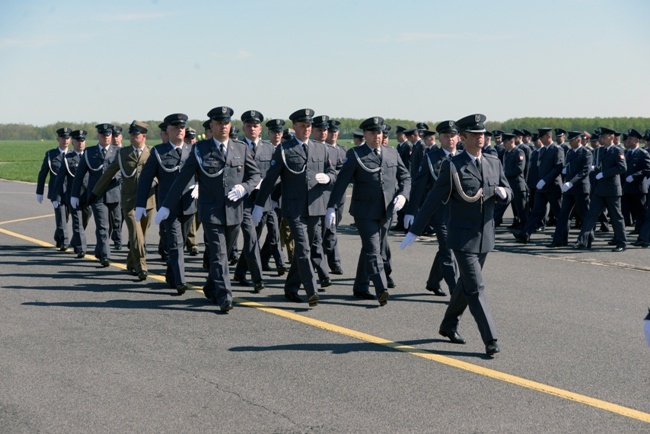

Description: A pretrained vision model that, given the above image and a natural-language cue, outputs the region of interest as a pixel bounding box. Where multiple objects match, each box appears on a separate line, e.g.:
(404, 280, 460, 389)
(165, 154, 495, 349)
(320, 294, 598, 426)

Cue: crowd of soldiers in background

(35, 112, 650, 313)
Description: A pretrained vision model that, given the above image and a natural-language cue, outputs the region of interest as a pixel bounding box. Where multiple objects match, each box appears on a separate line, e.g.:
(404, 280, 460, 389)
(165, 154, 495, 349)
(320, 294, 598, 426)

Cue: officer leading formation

(38, 109, 650, 356)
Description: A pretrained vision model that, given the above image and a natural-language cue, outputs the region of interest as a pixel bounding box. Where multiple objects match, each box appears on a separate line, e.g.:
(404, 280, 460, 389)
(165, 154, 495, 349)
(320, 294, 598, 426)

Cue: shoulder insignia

(519, 155, 524, 160)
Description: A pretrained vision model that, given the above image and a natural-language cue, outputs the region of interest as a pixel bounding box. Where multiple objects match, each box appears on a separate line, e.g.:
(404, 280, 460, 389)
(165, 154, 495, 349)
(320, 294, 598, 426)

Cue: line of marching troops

(34, 108, 649, 355)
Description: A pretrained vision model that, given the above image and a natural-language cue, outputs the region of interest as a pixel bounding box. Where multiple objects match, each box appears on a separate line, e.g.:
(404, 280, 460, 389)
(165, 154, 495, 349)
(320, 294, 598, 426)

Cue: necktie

(475, 157, 482, 173)
(303, 142, 308, 157)
(176, 147, 182, 158)
(250, 141, 256, 156)
(101, 147, 107, 159)
(373, 148, 381, 161)
(220, 143, 226, 157)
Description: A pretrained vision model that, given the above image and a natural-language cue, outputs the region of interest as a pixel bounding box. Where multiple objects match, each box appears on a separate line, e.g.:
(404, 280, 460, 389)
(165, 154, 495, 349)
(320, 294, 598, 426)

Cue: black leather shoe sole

(308, 294, 319, 307)
(426, 286, 447, 296)
(439, 329, 466, 344)
(176, 284, 188, 295)
(486, 340, 500, 356)
(253, 281, 265, 293)
(138, 271, 148, 281)
(378, 291, 389, 306)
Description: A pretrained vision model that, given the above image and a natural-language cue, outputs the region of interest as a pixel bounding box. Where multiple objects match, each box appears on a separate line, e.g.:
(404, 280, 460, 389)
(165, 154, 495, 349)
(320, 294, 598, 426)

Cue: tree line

(1, 117, 649, 141)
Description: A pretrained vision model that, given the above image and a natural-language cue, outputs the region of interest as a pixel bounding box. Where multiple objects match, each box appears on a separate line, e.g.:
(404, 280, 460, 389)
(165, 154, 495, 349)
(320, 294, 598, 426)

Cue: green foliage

(0, 140, 58, 183)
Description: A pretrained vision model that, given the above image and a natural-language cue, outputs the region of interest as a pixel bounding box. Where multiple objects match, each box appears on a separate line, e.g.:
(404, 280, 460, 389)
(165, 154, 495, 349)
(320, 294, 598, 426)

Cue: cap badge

(474, 115, 481, 123)
(305, 109, 311, 116)
(222, 107, 227, 114)
(374, 117, 379, 125)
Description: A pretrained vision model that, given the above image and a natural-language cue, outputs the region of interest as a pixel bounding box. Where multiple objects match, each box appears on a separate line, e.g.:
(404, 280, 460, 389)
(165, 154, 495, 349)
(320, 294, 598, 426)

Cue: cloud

(98, 12, 176, 22)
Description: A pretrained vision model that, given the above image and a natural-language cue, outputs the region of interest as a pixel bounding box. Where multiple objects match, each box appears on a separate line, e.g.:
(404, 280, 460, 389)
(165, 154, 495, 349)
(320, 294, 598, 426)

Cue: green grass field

(0, 140, 58, 183)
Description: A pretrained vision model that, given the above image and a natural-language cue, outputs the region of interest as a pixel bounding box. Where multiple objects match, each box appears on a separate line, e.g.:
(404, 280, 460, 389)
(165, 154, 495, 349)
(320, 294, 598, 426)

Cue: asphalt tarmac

(1, 178, 648, 433)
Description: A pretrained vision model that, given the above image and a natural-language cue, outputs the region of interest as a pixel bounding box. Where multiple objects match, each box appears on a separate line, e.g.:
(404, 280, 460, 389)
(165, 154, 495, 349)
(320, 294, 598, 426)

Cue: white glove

(36, 194, 43, 204)
(70, 197, 79, 209)
(400, 232, 418, 249)
(227, 184, 246, 201)
(315, 173, 331, 184)
(561, 182, 572, 193)
(404, 214, 414, 229)
(52, 201, 59, 208)
(155, 206, 170, 225)
(393, 195, 406, 212)
(561, 167, 567, 175)
(135, 207, 147, 222)
(536, 179, 546, 190)
(596, 172, 604, 180)
(325, 207, 336, 230)
(626, 175, 634, 183)
(270, 199, 279, 210)
(190, 183, 199, 199)
(252, 205, 264, 226)
(495, 187, 507, 200)
(255, 179, 263, 190)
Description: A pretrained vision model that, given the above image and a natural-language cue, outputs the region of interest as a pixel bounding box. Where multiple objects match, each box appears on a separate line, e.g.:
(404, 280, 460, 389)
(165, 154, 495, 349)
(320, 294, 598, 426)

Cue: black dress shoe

(176, 283, 189, 295)
(261, 264, 271, 272)
(233, 275, 251, 286)
(629, 230, 639, 235)
(253, 280, 265, 293)
(546, 242, 567, 248)
(573, 242, 590, 250)
(138, 271, 148, 281)
(513, 232, 529, 243)
(330, 266, 344, 275)
(308, 294, 319, 307)
(229, 256, 239, 265)
(59, 245, 68, 252)
(76, 251, 85, 258)
(632, 240, 650, 248)
(378, 291, 389, 306)
(284, 292, 303, 303)
(189, 247, 199, 256)
(276, 265, 287, 276)
(486, 340, 500, 356)
(607, 239, 617, 246)
(426, 286, 447, 296)
(386, 276, 396, 288)
(353, 291, 376, 300)
(126, 267, 138, 276)
(114, 243, 122, 251)
(439, 329, 466, 344)
(321, 277, 332, 288)
(100, 259, 110, 267)
(611, 246, 626, 252)
(220, 300, 233, 313)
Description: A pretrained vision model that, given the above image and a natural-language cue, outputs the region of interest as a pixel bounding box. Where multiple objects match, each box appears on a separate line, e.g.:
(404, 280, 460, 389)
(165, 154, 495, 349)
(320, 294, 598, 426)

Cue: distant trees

(1, 117, 648, 141)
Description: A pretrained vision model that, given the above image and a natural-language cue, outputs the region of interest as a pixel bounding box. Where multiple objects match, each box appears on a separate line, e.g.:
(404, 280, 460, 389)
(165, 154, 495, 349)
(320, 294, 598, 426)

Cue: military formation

(35, 109, 650, 356)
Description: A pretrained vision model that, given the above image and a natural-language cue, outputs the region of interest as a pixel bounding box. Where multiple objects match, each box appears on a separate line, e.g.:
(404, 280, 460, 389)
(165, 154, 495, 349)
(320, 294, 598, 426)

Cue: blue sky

(1, 0, 649, 126)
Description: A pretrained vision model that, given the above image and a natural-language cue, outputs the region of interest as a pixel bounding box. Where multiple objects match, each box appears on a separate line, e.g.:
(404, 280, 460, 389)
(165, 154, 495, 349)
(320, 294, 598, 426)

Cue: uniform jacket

(37, 148, 66, 199)
(242, 139, 274, 210)
(527, 148, 541, 189)
(482, 144, 498, 157)
(51, 151, 88, 205)
(397, 140, 413, 171)
(411, 152, 512, 254)
(593, 145, 627, 197)
(136, 142, 196, 216)
(516, 143, 531, 181)
(162, 138, 260, 226)
(93, 145, 155, 211)
(502, 147, 527, 193)
(623, 147, 650, 195)
(536, 143, 564, 193)
(71, 144, 121, 204)
(325, 142, 347, 208)
(328, 144, 410, 221)
(256, 137, 337, 218)
(410, 140, 426, 179)
(563, 146, 592, 195)
(406, 146, 452, 215)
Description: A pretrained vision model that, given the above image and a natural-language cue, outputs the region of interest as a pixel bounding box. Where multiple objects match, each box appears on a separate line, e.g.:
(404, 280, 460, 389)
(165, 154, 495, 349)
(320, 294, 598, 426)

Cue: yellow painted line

(0, 214, 54, 225)
(1, 224, 649, 424)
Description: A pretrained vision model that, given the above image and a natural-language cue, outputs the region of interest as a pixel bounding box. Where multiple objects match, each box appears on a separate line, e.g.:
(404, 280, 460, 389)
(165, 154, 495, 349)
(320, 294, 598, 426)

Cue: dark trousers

(353, 217, 390, 295)
(622, 192, 646, 231)
(440, 250, 497, 345)
(260, 207, 285, 268)
(70, 204, 91, 253)
(577, 195, 626, 248)
(53, 202, 69, 248)
(203, 222, 240, 305)
(322, 207, 343, 269)
(426, 215, 457, 292)
(234, 206, 264, 282)
(552, 193, 589, 244)
(523, 190, 561, 236)
(284, 216, 320, 296)
(91, 201, 119, 261)
(163, 213, 193, 287)
(109, 203, 123, 246)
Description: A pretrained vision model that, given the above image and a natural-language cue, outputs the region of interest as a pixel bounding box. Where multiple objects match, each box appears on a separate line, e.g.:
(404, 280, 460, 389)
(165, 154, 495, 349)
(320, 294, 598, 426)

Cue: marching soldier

(136, 114, 197, 293)
(326, 116, 410, 305)
(404, 120, 460, 296)
(37, 127, 70, 250)
(495, 133, 528, 229)
(70, 124, 120, 267)
(323, 119, 347, 274)
(51, 129, 91, 257)
(110, 125, 124, 250)
(93, 121, 155, 280)
(548, 131, 592, 247)
(252, 108, 337, 307)
(401, 114, 512, 357)
(574, 127, 627, 251)
(622, 129, 650, 234)
(156, 106, 261, 312)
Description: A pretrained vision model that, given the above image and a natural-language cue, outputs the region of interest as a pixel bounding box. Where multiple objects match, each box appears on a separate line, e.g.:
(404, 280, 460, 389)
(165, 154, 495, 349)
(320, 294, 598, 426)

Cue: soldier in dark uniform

(622, 129, 650, 234)
(260, 119, 288, 275)
(401, 114, 512, 357)
(70, 124, 120, 267)
(156, 122, 170, 262)
(495, 133, 528, 229)
(326, 116, 410, 305)
(157, 107, 261, 313)
(251, 108, 337, 307)
(514, 127, 564, 243)
(353, 131, 364, 147)
(51, 129, 91, 257)
(37, 127, 70, 250)
(232, 110, 275, 292)
(575, 127, 627, 251)
(408, 127, 425, 179)
(323, 118, 347, 275)
(404, 120, 460, 296)
(548, 131, 592, 247)
(94, 121, 155, 280)
(396, 125, 412, 170)
(482, 131, 498, 157)
(555, 129, 570, 155)
(136, 114, 197, 293)
(109, 125, 124, 250)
